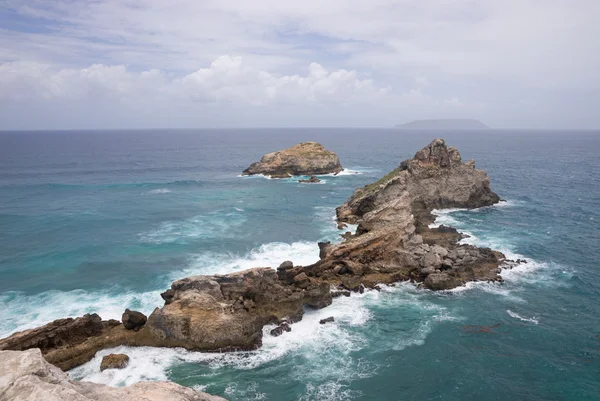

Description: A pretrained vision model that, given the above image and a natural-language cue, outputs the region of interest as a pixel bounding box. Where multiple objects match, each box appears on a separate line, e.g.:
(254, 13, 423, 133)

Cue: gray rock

(0, 349, 227, 401)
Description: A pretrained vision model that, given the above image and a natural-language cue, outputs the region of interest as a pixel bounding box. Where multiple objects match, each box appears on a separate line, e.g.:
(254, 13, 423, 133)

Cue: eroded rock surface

(242, 142, 343, 178)
(142, 267, 332, 351)
(311, 138, 503, 290)
(0, 349, 227, 401)
(0, 314, 132, 371)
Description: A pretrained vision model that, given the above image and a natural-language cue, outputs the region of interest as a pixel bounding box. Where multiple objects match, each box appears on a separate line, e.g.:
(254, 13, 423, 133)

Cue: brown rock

(122, 309, 147, 331)
(142, 268, 332, 352)
(100, 353, 130, 371)
(242, 142, 343, 178)
(298, 176, 322, 183)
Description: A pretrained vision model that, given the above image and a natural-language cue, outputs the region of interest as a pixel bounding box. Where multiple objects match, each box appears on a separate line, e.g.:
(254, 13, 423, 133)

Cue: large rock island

(0, 139, 511, 377)
(242, 142, 343, 178)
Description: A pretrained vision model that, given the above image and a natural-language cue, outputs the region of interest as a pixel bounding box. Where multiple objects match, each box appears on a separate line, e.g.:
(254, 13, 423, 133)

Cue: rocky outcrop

(100, 353, 129, 371)
(141, 267, 332, 351)
(0, 314, 136, 371)
(0, 349, 226, 401)
(0, 138, 506, 372)
(298, 176, 321, 183)
(306, 138, 504, 290)
(242, 142, 343, 178)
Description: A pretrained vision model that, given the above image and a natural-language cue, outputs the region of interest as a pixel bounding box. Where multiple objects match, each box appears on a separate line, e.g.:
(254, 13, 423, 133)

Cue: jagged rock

(0, 349, 227, 401)
(0, 313, 128, 371)
(122, 309, 147, 331)
(269, 322, 292, 337)
(0, 139, 505, 372)
(304, 138, 503, 291)
(242, 142, 343, 178)
(100, 353, 130, 371)
(298, 176, 321, 183)
(143, 268, 332, 352)
(319, 317, 335, 324)
(331, 290, 351, 298)
(337, 222, 348, 230)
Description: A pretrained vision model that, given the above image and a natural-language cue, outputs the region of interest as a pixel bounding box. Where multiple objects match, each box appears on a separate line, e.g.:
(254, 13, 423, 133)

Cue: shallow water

(1, 129, 599, 400)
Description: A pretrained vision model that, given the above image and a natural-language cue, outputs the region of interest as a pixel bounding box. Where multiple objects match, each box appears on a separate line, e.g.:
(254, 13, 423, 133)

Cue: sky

(0, 0, 599, 130)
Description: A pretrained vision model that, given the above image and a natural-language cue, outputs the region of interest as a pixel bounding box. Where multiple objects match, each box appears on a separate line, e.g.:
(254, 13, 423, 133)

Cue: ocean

(0, 129, 599, 400)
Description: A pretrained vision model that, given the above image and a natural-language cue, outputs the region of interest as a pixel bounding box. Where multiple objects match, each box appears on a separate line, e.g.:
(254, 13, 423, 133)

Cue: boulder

(122, 309, 147, 331)
(269, 322, 292, 337)
(423, 273, 462, 291)
(242, 142, 343, 178)
(319, 317, 335, 324)
(0, 349, 227, 401)
(298, 176, 321, 183)
(100, 353, 130, 371)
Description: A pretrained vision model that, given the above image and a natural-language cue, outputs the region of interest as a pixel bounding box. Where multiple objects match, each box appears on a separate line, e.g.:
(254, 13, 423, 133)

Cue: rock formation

(0, 314, 135, 371)
(143, 267, 332, 351)
(0, 139, 506, 373)
(315, 138, 503, 290)
(242, 142, 343, 178)
(0, 349, 226, 401)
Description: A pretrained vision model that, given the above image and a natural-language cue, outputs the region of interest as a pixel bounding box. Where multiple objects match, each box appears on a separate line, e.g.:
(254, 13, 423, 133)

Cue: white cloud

(0, 0, 599, 128)
(0, 56, 389, 106)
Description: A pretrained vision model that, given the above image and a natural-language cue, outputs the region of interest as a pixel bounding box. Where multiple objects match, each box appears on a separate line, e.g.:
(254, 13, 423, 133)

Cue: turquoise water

(1, 129, 599, 400)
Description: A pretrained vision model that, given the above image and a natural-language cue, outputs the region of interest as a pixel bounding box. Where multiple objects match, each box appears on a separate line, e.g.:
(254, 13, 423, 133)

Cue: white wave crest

(145, 188, 171, 195)
(507, 309, 539, 324)
(138, 211, 246, 244)
(69, 293, 373, 388)
(0, 240, 322, 338)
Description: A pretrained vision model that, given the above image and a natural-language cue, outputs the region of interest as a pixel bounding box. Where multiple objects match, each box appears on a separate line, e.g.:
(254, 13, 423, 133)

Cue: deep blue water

(1, 129, 599, 400)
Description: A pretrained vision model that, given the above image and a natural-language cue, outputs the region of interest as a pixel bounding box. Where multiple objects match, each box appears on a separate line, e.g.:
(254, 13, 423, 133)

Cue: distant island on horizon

(394, 119, 490, 130)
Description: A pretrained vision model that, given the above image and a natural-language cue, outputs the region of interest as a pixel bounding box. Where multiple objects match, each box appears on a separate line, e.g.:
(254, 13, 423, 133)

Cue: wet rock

(100, 353, 130, 371)
(269, 322, 292, 337)
(331, 290, 351, 298)
(319, 317, 335, 324)
(423, 273, 462, 291)
(298, 176, 321, 183)
(337, 222, 348, 230)
(122, 309, 147, 331)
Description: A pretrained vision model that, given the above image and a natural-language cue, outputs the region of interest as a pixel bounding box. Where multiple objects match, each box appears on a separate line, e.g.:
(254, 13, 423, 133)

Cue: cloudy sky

(1, 0, 599, 129)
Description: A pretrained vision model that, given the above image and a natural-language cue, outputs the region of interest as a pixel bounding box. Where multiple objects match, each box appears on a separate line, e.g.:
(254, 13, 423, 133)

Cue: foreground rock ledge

(0, 138, 507, 371)
(242, 142, 343, 178)
(0, 349, 227, 401)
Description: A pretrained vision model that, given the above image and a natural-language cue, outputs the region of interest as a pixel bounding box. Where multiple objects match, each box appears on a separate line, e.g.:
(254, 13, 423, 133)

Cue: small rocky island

(242, 142, 343, 178)
(0, 139, 517, 399)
